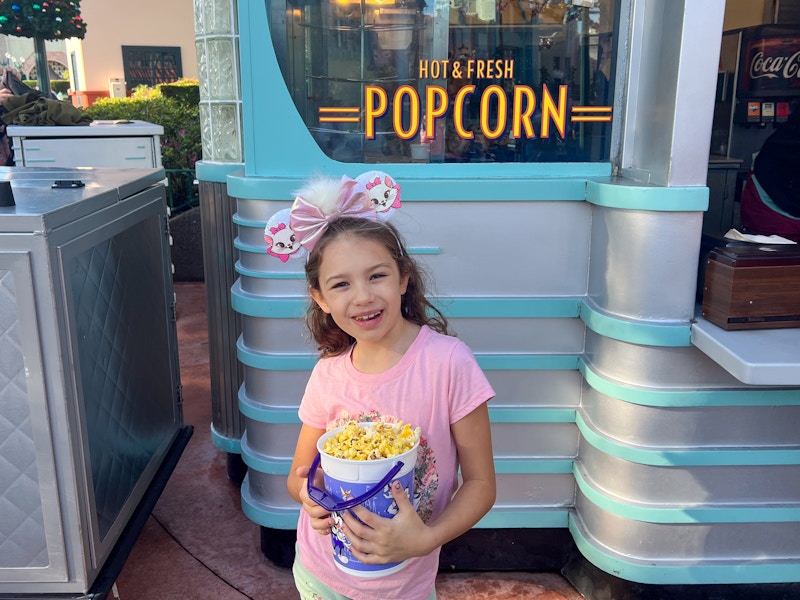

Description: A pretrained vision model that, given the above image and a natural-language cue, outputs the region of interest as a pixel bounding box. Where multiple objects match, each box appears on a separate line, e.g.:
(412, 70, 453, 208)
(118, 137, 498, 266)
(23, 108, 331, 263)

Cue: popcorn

(322, 420, 421, 461)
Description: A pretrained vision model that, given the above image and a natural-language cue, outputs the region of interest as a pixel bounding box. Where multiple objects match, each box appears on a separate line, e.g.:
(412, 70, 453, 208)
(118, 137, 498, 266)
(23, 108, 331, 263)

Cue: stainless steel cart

(0, 167, 184, 596)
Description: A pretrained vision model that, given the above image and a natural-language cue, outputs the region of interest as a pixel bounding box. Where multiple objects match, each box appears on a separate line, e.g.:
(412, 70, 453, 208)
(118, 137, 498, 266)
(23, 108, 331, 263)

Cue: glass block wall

(194, 0, 243, 163)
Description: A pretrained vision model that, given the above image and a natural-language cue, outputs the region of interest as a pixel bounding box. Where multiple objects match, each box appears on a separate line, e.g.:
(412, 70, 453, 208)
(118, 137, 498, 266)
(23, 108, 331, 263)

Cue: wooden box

(701, 245, 800, 330)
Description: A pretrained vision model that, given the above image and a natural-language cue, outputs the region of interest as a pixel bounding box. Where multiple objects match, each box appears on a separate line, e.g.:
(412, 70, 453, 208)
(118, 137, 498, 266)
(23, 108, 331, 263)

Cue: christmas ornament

(0, 0, 87, 39)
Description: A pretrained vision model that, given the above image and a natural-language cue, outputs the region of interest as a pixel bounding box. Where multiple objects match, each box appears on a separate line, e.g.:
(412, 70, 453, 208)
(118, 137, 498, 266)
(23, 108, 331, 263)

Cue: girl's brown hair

(304, 217, 450, 357)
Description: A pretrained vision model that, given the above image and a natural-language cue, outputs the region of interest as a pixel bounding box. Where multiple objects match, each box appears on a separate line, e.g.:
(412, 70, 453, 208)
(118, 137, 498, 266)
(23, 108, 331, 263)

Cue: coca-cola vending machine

(712, 24, 800, 167)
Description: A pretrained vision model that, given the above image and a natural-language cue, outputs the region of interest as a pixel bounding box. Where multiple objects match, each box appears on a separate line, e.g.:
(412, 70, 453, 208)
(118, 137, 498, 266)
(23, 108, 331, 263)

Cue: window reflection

(271, 0, 616, 163)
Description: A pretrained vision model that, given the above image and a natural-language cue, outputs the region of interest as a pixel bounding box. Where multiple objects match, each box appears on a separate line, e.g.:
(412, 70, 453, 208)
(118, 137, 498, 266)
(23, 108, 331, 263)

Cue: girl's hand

(344, 403, 496, 564)
(295, 465, 334, 535)
(288, 425, 330, 534)
(340, 480, 435, 564)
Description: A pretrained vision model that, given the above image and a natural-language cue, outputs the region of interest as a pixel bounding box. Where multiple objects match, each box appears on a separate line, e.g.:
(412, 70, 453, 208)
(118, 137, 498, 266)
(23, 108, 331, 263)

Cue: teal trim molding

(478, 509, 569, 529)
(574, 467, 800, 524)
(488, 407, 576, 423)
(237, 337, 317, 371)
(241, 433, 291, 474)
(494, 459, 574, 474)
(235, 261, 306, 280)
(235, 233, 440, 258)
(239, 390, 300, 424)
(232, 213, 267, 228)
(585, 179, 709, 211)
(227, 171, 608, 201)
(210, 424, 242, 454)
(577, 412, 800, 466)
(241, 478, 299, 530)
(230, 289, 692, 349)
(579, 300, 691, 347)
(579, 360, 800, 407)
(234, 237, 268, 255)
(477, 354, 580, 371)
(435, 297, 579, 319)
(232, 290, 306, 319)
(196, 161, 243, 184)
(236, 335, 577, 373)
(232, 291, 581, 320)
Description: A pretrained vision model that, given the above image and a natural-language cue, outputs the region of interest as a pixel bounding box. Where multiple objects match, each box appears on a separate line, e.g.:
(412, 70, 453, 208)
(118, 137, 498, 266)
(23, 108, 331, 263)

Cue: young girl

(282, 176, 496, 600)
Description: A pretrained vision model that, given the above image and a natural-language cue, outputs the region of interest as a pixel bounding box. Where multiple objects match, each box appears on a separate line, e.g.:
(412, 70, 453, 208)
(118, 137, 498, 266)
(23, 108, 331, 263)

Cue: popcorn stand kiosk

(213, 1, 800, 597)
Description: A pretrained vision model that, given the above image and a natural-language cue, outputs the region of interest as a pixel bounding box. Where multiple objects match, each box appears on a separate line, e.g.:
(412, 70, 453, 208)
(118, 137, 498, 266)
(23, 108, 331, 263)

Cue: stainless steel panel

(235, 198, 290, 224)
(242, 366, 311, 409)
(574, 490, 800, 561)
(486, 370, 582, 408)
(238, 221, 268, 247)
(620, 0, 725, 186)
(396, 202, 591, 297)
(578, 441, 800, 506)
(495, 474, 575, 509)
(239, 245, 277, 273)
(238, 272, 308, 296)
(450, 317, 585, 355)
(241, 315, 316, 354)
(245, 469, 296, 510)
(581, 388, 800, 448)
(491, 423, 578, 460)
(587, 206, 701, 322)
(583, 331, 747, 390)
(0, 256, 66, 581)
(244, 419, 301, 460)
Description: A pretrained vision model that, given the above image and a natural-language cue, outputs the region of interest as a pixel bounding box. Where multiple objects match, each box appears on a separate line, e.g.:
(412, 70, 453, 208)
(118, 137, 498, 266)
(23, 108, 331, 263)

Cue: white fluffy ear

(294, 176, 344, 216)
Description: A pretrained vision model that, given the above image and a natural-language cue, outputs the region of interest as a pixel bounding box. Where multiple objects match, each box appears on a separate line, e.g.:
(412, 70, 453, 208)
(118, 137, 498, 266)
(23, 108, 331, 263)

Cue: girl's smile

(353, 310, 383, 323)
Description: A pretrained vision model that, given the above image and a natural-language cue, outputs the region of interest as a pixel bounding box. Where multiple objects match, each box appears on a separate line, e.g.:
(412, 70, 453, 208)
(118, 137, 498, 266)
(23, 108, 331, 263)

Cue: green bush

(85, 80, 201, 211)
(85, 80, 201, 171)
(159, 79, 200, 106)
(24, 79, 70, 94)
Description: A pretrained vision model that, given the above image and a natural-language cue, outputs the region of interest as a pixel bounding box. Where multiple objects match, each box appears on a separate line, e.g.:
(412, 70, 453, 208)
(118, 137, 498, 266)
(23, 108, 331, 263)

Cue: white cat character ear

(264, 208, 307, 263)
(356, 171, 402, 221)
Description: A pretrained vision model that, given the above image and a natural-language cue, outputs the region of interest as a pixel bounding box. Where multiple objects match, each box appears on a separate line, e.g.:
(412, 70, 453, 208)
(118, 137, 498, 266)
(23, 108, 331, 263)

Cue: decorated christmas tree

(0, 0, 87, 94)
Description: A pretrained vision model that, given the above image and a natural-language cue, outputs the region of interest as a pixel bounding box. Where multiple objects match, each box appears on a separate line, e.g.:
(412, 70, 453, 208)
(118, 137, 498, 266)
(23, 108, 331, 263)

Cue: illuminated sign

(318, 59, 613, 142)
(738, 35, 800, 95)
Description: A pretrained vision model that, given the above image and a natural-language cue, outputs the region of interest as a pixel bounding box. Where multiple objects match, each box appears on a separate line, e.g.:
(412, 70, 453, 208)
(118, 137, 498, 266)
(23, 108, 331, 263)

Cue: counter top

(691, 308, 800, 385)
(7, 120, 164, 137)
(708, 154, 744, 166)
(0, 166, 166, 232)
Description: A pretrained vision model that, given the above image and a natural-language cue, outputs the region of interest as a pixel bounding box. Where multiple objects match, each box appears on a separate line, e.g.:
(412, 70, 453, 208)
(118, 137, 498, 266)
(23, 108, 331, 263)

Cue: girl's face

(310, 234, 409, 350)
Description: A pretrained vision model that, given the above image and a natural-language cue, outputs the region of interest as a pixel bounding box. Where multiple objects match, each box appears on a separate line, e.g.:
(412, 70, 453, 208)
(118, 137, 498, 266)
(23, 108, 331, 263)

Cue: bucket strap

(306, 453, 404, 512)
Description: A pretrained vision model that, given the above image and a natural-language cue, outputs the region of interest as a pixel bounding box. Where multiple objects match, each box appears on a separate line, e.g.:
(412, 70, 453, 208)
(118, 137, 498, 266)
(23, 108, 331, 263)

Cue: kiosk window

(270, 0, 616, 164)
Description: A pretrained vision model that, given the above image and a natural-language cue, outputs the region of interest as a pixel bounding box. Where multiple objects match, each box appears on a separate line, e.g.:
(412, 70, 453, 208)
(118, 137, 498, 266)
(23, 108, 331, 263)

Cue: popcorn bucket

(306, 424, 419, 577)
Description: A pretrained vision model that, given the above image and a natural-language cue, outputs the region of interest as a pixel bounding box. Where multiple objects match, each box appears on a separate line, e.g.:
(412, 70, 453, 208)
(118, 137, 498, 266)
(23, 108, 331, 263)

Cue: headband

(264, 170, 402, 262)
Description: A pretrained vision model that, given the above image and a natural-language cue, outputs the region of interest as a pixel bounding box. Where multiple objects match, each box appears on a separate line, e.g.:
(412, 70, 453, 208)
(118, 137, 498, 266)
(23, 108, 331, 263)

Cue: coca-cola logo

(749, 49, 800, 81)
(741, 36, 800, 92)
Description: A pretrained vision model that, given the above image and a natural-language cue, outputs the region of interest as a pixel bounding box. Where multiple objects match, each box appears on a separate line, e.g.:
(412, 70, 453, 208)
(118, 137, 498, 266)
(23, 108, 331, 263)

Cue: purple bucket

(307, 424, 418, 577)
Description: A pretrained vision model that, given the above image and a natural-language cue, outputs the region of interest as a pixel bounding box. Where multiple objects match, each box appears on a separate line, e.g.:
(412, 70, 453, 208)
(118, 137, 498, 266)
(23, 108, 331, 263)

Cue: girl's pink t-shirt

(296, 325, 494, 600)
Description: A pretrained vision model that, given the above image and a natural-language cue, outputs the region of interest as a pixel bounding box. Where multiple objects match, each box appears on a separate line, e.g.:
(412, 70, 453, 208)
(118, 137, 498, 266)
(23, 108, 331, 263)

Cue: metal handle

(306, 453, 404, 512)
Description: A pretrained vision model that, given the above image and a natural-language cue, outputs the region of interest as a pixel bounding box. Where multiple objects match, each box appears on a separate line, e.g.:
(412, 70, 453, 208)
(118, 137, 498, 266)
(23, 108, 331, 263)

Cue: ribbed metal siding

(199, 180, 245, 446)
